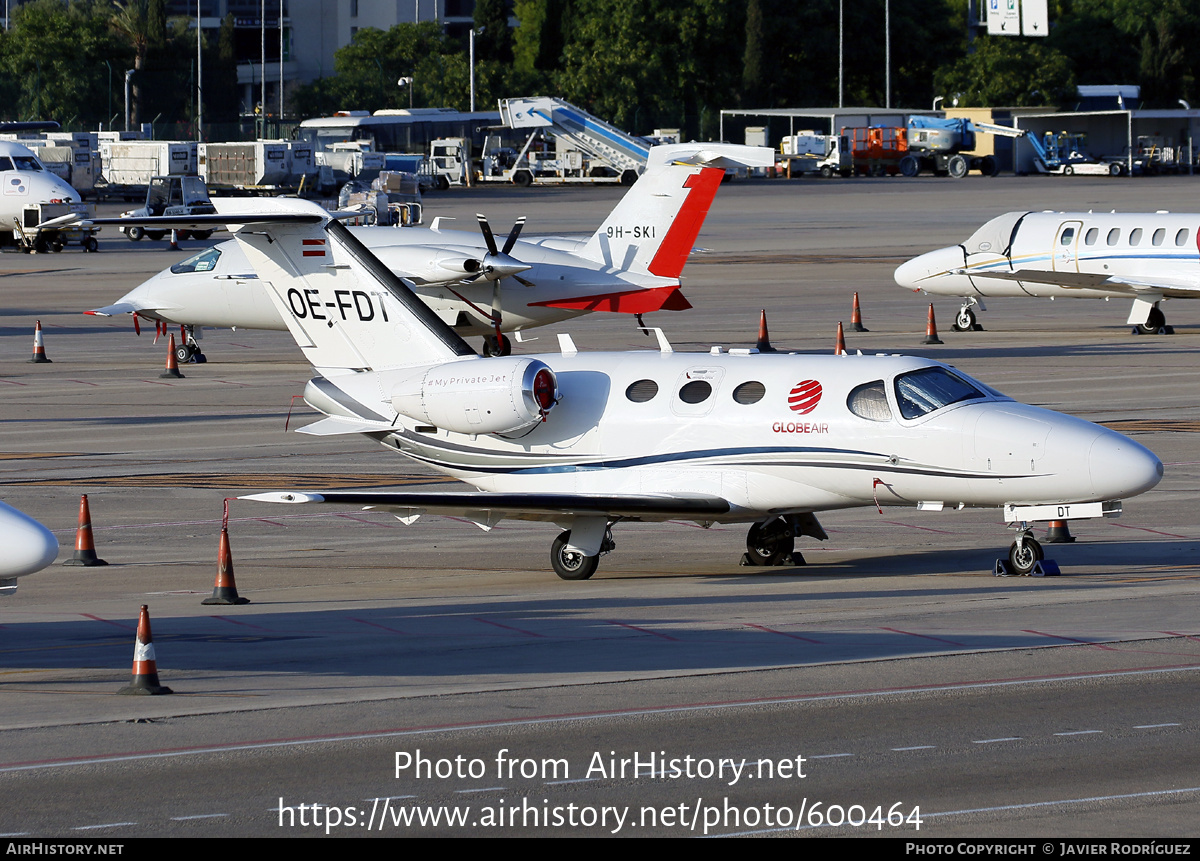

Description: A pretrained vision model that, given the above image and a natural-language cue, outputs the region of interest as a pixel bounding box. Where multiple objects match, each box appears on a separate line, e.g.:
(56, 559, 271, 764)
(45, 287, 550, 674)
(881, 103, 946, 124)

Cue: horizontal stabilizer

(295, 416, 395, 437)
(84, 303, 137, 317)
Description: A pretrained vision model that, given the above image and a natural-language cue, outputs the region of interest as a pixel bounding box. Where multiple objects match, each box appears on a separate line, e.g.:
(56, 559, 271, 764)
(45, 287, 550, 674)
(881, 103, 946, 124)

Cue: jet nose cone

(1088, 432, 1163, 500)
(0, 501, 58, 577)
(894, 246, 962, 292)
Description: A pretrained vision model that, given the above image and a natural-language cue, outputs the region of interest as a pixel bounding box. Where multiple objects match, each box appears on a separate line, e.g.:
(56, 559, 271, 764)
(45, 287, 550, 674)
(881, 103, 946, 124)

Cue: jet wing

(961, 268, 1200, 293)
(242, 490, 731, 525)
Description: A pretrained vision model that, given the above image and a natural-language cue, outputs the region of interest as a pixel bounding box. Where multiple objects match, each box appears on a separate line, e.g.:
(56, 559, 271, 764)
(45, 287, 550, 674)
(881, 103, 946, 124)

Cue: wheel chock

(993, 559, 1011, 576)
(1031, 560, 1060, 577)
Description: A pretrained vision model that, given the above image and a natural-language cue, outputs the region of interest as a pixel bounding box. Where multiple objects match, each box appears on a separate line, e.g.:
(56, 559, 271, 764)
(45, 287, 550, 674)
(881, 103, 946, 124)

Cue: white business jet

(0, 500, 59, 595)
(209, 195, 1161, 579)
(87, 143, 773, 361)
(0, 140, 89, 253)
(895, 210, 1200, 333)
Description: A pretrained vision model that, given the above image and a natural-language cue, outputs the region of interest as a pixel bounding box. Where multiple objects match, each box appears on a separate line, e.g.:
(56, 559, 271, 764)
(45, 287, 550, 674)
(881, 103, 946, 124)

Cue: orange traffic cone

(922, 303, 944, 345)
(117, 605, 173, 695)
(1045, 520, 1076, 543)
(62, 494, 108, 567)
(160, 333, 185, 379)
(851, 292, 869, 332)
(834, 321, 846, 355)
(203, 503, 249, 605)
(756, 309, 776, 353)
(166, 229, 180, 251)
(27, 320, 52, 363)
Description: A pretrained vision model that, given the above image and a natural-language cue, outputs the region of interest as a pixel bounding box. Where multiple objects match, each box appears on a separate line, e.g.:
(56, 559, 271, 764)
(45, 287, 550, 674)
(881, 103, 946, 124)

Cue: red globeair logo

(788, 380, 822, 414)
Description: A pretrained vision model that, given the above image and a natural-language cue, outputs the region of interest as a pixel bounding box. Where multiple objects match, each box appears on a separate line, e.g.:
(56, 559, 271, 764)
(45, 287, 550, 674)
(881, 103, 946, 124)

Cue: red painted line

(0, 379, 29, 386)
(605, 620, 678, 641)
(880, 520, 959, 534)
(336, 514, 390, 527)
(214, 380, 253, 387)
(67, 380, 100, 387)
(80, 614, 134, 630)
(350, 617, 410, 636)
(227, 343, 255, 349)
(253, 519, 286, 527)
(473, 617, 544, 638)
(209, 616, 269, 630)
(1112, 523, 1188, 539)
(744, 623, 822, 644)
(879, 626, 966, 647)
(1022, 629, 1116, 650)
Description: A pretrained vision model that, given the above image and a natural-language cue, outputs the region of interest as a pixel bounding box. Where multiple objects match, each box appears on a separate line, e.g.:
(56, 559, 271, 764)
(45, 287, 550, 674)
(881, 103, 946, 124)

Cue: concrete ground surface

(1, 174, 1198, 837)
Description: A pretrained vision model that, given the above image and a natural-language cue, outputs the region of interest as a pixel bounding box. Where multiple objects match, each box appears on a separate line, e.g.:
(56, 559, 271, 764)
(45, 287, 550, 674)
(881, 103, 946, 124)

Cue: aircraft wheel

(482, 334, 511, 357)
(744, 518, 795, 566)
(899, 155, 919, 177)
(1137, 307, 1166, 335)
(952, 308, 977, 332)
(1008, 537, 1044, 575)
(551, 531, 599, 580)
(175, 343, 194, 364)
(127, 226, 144, 241)
(947, 155, 969, 179)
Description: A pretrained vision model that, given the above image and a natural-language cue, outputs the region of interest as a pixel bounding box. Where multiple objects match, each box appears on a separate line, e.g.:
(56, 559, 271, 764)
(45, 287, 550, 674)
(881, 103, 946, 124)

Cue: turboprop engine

(389, 357, 559, 435)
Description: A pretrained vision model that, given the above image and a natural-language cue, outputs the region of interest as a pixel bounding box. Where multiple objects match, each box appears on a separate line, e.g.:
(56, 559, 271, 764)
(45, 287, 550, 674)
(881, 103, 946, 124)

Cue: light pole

(124, 69, 134, 132)
(398, 77, 413, 110)
(469, 27, 484, 112)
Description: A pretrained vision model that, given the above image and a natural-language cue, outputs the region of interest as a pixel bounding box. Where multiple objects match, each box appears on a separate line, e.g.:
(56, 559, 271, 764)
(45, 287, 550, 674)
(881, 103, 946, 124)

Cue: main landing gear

(742, 516, 801, 566)
(1135, 306, 1173, 336)
(482, 333, 511, 356)
(551, 526, 615, 580)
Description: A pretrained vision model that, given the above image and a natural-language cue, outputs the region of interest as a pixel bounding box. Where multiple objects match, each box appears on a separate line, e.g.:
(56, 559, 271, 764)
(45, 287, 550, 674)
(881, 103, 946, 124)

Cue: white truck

(778, 131, 852, 177)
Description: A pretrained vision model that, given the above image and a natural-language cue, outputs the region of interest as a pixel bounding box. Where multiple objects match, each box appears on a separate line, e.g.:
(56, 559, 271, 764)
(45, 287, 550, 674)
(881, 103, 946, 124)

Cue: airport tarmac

(1, 175, 1199, 837)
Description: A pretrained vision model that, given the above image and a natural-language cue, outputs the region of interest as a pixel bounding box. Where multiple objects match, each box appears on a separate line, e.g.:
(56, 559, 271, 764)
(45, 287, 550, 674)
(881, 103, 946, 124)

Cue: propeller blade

(476, 213, 499, 257)
(513, 275, 536, 288)
(501, 216, 527, 255)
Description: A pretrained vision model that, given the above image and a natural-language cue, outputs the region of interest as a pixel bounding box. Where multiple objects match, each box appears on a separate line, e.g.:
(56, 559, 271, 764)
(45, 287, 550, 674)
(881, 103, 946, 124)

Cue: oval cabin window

(625, 379, 659, 403)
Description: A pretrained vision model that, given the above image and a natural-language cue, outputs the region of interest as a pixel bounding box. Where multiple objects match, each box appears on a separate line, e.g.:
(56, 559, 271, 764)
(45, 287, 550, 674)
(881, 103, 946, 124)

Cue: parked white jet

(0, 500, 59, 595)
(87, 143, 773, 360)
(895, 210, 1200, 333)
(214, 199, 1161, 578)
(0, 140, 89, 252)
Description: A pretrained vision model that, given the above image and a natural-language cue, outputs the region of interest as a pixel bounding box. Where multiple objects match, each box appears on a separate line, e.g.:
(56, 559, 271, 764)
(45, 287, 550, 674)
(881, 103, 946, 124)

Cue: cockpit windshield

(10, 156, 42, 172)
(963, 211, 1027, 255)
(170, 246, 222, 274)
(894, 367, 988, 420)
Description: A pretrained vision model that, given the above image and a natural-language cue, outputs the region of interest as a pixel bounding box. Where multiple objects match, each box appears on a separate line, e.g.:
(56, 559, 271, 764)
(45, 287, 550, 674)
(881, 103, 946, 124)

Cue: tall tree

(109, 0, 167, 125)
(474, 0, 513, 64)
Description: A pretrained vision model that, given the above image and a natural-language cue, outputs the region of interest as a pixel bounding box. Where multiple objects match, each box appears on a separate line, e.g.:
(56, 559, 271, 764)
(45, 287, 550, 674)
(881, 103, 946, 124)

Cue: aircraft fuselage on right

(895, 210, 1200, 333)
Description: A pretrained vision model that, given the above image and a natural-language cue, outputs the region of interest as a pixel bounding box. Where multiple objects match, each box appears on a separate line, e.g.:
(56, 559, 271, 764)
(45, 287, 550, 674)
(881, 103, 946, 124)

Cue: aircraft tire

(744, 518, 795, 566)
(482, 334, 511, 357)
(551, 531, 599, 580)
(1008, 537, 1044, 575)
(175, 344, 193, 364)
(952, 308, 977, 332)
(1137, 307, 1166, 335)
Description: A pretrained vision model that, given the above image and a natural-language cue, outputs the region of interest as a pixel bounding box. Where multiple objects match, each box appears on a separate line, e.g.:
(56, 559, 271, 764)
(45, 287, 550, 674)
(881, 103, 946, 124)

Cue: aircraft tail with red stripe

(578, 144, 774, 280)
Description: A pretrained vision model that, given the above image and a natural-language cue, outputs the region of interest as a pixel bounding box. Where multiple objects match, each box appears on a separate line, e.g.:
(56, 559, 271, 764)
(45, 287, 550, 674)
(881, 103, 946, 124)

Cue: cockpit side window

(0, 157, 13, 172)
(11, 156, 41, 171)
(170, 246, 222, 274)
(893, 367, 986, 420)
(847, 381, 891, 422)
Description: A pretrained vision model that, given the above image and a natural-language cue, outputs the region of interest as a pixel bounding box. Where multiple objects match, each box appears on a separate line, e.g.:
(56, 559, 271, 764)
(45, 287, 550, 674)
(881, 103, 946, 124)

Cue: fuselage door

(1052, 220, 1083, 272)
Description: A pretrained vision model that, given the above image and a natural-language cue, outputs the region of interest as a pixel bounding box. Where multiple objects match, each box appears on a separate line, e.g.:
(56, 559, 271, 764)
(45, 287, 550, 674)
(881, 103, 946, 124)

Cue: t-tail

(227, 199, 477, 376)
(577, 143, 774, 279)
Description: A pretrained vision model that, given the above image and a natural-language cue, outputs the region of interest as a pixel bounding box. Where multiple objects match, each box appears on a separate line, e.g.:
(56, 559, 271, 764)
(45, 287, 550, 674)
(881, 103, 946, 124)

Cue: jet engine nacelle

(390, 357, 559, 435)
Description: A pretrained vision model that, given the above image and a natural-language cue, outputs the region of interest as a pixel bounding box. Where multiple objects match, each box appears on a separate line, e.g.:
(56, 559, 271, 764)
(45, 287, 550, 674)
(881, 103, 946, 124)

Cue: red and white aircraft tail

(578, 143, 773, 279)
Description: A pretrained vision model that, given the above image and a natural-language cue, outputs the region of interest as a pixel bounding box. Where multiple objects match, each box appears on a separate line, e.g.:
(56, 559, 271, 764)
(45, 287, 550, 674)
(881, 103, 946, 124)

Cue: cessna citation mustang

(87, 143, 772, 360)
(214, 199, 1163, 579)
(0, 500, 58, 595)
(895, 210, 1200, 334)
